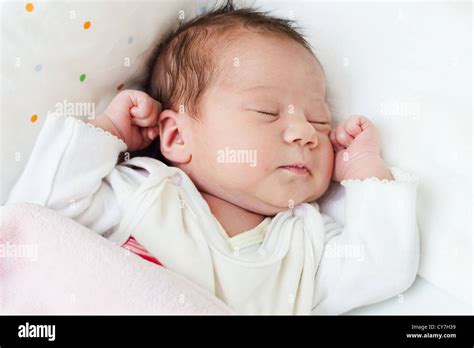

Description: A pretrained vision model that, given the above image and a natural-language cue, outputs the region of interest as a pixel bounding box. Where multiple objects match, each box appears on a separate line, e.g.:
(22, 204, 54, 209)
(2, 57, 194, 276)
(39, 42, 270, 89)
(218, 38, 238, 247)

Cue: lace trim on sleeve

(48, 112, 127, 149)
(341, 167, 418, 186)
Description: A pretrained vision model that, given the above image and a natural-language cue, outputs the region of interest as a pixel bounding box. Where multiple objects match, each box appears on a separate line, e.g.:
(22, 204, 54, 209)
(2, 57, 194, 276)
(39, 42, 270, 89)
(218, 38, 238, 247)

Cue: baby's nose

(283, 121, 318, 149)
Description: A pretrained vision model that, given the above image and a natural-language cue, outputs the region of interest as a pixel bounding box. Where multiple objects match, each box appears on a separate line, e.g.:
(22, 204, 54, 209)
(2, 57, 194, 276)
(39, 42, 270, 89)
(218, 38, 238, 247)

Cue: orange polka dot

(30, 114, 38, 123)
(25, 3, 34, 12)
(83, 21, 91, 30)
(116, 83, 124, 91)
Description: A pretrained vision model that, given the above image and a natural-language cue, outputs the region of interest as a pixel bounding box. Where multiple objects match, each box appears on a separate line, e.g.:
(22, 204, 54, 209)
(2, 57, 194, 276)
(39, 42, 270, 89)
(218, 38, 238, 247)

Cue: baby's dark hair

(132, 0, 317, 161)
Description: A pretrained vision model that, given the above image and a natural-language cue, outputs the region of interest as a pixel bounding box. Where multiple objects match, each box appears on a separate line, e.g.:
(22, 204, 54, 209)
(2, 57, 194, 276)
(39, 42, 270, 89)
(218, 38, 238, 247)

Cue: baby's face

(185, 33, 333, 216)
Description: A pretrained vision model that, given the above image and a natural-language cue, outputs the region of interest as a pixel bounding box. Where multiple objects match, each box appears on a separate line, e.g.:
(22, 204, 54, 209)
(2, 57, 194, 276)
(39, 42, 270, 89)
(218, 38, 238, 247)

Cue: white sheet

(346, 276, 471, 315)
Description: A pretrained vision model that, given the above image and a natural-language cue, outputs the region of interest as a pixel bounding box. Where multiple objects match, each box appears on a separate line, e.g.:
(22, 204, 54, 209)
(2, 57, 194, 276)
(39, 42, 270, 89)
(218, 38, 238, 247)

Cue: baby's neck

(200, 192, 265, 238)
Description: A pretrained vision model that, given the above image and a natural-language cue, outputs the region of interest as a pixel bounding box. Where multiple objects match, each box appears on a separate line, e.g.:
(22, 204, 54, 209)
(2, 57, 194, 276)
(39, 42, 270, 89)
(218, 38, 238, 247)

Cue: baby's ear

(158, 109, 191, 164)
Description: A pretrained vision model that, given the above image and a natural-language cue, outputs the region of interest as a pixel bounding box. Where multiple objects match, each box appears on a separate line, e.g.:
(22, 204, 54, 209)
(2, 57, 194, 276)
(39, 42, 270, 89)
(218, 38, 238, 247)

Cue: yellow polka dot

(116, 83, 124, 91)
(25, 3, 34, 12)
(83, 21, 91, 30)
(31, 114, 38, 123)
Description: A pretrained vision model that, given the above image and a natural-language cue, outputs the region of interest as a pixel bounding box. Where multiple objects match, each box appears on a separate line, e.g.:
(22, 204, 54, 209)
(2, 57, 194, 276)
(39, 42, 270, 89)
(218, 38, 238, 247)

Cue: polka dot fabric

(2, 0, 204, 202)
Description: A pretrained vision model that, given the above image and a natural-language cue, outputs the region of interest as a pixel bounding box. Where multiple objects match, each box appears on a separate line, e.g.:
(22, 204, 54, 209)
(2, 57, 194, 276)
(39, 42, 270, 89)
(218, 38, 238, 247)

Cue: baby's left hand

(329, 115, 393, 182)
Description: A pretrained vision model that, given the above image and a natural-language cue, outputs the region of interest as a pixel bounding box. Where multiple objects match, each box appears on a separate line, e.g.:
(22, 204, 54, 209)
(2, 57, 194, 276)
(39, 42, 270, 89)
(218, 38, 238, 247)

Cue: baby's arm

(6, 90, 161, 239)
(311, 168, 419, 314)
(312, 115, 419, 314)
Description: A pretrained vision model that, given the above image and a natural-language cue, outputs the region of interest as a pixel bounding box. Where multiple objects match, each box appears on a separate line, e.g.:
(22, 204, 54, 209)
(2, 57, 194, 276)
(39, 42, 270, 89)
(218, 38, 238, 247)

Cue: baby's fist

(329, 115, 392, 182)
(102, 89, 162, 152)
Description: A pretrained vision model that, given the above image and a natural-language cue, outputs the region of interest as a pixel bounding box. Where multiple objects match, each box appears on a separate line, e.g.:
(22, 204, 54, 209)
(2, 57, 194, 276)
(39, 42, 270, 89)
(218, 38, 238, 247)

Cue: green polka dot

(79, 74, 86, 82)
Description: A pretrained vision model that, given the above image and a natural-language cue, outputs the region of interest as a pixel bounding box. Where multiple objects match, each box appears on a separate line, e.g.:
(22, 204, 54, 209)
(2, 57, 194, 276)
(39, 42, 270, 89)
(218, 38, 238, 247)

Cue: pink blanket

(0, 203, 234, 314)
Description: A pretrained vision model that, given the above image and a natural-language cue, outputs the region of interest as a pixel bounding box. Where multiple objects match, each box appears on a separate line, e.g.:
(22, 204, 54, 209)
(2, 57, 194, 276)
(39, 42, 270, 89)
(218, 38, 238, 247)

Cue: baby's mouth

(278, 163, 310, 176)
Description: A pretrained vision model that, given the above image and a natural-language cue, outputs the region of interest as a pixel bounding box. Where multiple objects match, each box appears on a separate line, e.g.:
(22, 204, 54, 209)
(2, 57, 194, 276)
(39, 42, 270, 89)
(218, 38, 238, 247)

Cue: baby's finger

(140, 126, 154, 147)
(154, 99, 163, 115)
(130, 103, 152, 119)
(148, 99, 160, 125)
(132, 99, 160, 125)
(344, 116, 363, 138)
(329, 129, 345, 152)
(129, 94, 154, 119)
(147, 126, 160, 141)
(335, 121, 354, 148)
(345, 115, 373, 137)
(131, 116, 152, 127)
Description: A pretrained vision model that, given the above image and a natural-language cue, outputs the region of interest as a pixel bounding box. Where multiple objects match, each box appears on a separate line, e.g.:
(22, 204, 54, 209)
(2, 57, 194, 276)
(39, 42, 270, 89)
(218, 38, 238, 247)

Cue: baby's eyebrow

(240, 86, 326, 104)
(306, 98, 329, 109)
(239, 85, 280, 94)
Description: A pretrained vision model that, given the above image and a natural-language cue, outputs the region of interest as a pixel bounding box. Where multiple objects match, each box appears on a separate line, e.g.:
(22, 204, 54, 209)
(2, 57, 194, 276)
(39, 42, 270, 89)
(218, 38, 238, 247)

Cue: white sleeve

(311, 167, 420, 315)
(5, 113, 147, 237)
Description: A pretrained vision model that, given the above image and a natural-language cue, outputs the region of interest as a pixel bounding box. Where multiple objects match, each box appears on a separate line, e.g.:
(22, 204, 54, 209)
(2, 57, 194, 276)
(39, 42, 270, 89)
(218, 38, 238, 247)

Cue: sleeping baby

(6, 1, 419, 314)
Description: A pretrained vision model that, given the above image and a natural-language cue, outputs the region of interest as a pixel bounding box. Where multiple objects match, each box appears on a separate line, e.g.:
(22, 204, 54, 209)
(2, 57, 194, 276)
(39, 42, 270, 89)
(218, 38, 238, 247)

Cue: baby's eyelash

(256, 110, 278, 117)
(308, 121, 331, 127)
(253, 110, 330, 126)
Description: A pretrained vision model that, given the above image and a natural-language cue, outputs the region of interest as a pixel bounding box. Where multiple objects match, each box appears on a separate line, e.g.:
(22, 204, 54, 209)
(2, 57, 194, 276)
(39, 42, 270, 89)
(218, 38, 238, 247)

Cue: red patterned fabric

(122, 236, 162, 266)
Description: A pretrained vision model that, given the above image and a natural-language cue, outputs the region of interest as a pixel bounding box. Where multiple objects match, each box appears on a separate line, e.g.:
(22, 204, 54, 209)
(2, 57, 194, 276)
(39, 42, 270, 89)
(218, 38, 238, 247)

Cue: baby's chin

(248, 191, 324, 216)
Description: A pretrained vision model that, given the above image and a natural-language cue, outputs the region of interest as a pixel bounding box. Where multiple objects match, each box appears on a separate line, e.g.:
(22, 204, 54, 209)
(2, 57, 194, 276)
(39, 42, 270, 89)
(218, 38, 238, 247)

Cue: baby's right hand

(92, 90, 162, 152)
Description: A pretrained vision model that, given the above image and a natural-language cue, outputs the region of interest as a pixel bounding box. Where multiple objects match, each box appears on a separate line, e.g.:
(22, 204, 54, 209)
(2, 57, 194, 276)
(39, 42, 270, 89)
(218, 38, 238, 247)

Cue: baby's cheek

(313, 142, 334, 182)
(323, 148, 335, 176)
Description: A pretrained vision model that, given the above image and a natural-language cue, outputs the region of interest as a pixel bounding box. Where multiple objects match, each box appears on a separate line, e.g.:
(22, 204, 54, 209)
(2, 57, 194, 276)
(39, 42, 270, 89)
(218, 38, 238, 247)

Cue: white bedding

(347, 276, 471, 315)
(1, 0, 472, 313)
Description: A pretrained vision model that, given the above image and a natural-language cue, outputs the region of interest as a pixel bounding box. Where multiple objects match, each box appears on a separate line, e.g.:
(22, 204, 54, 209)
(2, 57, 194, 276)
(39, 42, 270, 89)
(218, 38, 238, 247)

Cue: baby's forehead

(212, 34, 326, 99)
(216, 31, 322, 75)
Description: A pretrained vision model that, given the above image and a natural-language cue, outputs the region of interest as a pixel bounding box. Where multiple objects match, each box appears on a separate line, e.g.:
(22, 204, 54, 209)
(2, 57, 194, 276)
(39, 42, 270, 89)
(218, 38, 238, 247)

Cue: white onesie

(6, 113, 420, 314)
